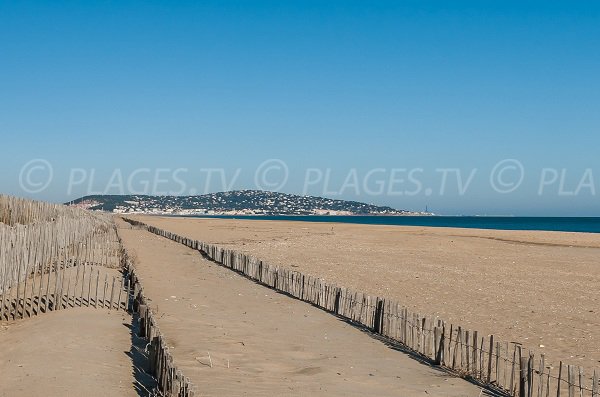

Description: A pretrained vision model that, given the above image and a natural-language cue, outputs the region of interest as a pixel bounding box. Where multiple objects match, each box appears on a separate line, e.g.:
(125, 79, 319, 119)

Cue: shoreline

(141, 213, 600, 234)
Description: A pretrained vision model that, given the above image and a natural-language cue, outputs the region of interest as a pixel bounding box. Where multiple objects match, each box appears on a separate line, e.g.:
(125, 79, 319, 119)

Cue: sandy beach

(131, 215, 600, 371)
(0, 308, 141, 397)
(118, 220, 483, 396)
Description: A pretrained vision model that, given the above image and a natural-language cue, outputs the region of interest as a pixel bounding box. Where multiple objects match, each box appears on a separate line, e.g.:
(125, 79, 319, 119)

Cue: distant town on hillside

(68, 190, 429, 216)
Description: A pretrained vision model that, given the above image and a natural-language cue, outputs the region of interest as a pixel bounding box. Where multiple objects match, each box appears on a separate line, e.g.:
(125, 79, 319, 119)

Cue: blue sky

(1, 1, 599, 215)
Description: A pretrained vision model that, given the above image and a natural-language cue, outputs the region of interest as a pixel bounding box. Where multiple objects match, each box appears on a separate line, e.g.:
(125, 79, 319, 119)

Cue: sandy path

(132, 216, 600, 371)
(0, 308, 139, 397)
(118, 223, 483, 397)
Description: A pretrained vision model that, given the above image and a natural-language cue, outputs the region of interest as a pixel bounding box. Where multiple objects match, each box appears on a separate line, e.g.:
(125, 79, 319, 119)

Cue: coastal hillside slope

(68, 190, 424, 216)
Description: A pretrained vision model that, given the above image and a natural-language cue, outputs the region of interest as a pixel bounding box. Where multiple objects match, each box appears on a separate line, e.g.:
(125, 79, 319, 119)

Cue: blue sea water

(176, 215, 600, 234)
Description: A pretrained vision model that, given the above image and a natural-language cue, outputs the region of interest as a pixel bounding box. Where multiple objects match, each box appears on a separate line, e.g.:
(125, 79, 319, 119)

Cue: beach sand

(118, 221, 483, 396)
(131, 215, 600, 371)
(0, 308, 140, 397)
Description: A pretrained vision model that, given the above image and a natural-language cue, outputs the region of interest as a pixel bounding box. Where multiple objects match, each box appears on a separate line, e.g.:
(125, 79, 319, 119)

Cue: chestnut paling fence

(0, 196, 194, 397)
(123, 253, 198, 397)
(0, 195, 125, 321)
(0, 195, 194, 397)
(123, 217, 600, 397)
(0, 259, 129, 321)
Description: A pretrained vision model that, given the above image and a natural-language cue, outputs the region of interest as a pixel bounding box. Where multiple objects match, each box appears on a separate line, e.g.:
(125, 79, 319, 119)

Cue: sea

(175, 215, 600, 234)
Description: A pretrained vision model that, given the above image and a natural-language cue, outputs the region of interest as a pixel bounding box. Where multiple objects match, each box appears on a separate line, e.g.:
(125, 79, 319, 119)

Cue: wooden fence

(0, 195, 125, 321)
(1, 197, 195, 396)
(1, 195, 119, 297)
(123, 217, 600, 397)
(0, 260, 128, 321)
(123, 253, 197, 396)
(0, 194, 86, 226)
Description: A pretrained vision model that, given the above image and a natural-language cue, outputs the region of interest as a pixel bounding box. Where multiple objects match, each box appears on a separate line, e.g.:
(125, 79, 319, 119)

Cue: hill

(67, 190, 423, 216)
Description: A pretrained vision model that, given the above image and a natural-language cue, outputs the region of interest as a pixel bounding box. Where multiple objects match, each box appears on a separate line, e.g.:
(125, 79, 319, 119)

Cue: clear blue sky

(1, 1, 599, 215)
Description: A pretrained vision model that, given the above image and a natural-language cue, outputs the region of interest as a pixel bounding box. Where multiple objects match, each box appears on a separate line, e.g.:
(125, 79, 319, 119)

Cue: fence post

(94, 270, 100, 308)
(537, 354, 545, 397)
(139, 304, 147, 338)
(108, 276, 114, 310)
(435, 325, 444, 365)
(520, 357, 527, 397)
(126, 278, 131, 312)
(557, 361, 563, 397)
(374, 299, 384, 333)
(487, 335, 494, 383)
(568, 365, 575, 397)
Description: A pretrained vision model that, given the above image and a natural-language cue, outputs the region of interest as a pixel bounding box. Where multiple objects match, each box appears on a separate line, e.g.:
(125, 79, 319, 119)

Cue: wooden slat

(487, 335, 494, 383)
(568, 365, 575, 397)
(538, 354, 545, 397)
(557, 361, 563, 397)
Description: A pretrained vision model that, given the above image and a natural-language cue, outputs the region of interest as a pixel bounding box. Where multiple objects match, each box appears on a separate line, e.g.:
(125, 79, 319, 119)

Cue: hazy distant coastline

(67, 190, 431, 216)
